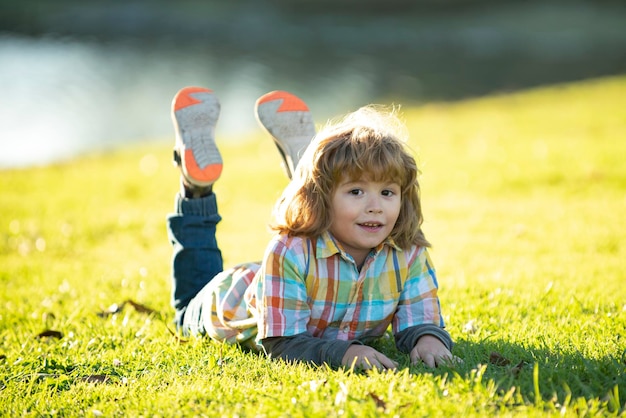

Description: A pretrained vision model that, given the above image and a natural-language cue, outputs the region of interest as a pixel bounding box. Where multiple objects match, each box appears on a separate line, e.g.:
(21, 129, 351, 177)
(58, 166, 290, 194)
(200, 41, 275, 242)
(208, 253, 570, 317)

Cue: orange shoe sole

(255, 90, 316, 179)
(172, 87, 223, 186)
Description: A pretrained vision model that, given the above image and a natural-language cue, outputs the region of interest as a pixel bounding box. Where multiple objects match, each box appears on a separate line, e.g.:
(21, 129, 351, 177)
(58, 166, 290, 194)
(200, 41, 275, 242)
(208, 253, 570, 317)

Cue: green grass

(1, 76, 625, 417)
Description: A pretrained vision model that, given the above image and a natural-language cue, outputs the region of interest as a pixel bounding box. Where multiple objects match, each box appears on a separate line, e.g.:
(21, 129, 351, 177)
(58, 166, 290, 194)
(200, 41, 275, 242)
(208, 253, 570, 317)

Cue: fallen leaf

(81, 374, 112, 384)
(125, 299, 155, 314)
(97, 299, 156, 317)
(166, 325, 189, 343)
(510, 360, 525, 376)
(368, 392, 387, 409)
(36, 330, 63, 339)
(31, 373, 115, 385)
(489, 352, 511, 366)
(97, 302, 125, 317)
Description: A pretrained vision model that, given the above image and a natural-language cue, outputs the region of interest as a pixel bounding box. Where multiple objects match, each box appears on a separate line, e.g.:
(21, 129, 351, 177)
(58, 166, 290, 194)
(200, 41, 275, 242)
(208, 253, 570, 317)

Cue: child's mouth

(358, 222, 383, 231)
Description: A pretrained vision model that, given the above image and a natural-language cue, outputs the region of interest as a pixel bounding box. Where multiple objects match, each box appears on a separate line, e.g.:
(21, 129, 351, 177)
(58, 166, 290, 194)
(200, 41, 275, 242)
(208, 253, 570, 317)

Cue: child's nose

(366, 197, 383, 214)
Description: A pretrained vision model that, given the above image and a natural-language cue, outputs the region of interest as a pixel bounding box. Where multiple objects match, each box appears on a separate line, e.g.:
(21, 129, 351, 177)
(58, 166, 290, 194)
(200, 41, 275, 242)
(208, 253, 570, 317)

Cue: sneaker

(254, 91, 316, 179)
(171, 86, 222, 188)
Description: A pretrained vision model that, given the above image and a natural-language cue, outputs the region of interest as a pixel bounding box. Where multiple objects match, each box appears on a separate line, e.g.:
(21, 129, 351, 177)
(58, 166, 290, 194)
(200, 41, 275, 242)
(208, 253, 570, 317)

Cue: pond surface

(1, 2, 624, 168)
(1, 34, 388, 168)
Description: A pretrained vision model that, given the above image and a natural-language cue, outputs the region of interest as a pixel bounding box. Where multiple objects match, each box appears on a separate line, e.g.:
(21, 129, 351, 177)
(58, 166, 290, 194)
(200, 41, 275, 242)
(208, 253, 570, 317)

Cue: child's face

(329, 176, 401, 266)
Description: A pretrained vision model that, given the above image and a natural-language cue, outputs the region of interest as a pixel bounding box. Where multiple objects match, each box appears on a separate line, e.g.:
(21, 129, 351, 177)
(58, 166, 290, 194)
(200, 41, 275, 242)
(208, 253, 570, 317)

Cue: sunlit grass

(1, 76, 625, 416)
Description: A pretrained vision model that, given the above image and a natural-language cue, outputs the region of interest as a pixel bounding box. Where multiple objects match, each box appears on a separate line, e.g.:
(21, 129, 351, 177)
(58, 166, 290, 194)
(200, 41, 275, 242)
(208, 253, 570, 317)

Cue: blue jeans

(166, 192, 223, 334)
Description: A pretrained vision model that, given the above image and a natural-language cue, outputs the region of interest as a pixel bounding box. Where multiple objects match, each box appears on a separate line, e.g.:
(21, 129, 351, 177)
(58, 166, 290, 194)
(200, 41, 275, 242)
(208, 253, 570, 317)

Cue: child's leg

(254, 91, 316, 179)
(167, 87, 224, 329)
(167, 194, 223, 330)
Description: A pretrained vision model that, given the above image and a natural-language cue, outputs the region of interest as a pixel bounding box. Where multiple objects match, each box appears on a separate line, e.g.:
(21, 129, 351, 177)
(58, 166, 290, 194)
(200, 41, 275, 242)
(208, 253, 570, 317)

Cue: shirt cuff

(261, 333, 362, 368)
(395, 324, 454, 354)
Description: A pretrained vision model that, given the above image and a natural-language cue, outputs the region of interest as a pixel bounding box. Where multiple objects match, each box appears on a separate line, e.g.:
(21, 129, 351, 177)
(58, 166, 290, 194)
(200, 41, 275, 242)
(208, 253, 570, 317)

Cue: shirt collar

(316, 231, 401, 260)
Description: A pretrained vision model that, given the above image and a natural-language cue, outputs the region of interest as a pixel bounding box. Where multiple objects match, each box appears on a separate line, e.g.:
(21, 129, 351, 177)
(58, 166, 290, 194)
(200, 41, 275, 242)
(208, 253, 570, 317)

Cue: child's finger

(375, 355, 398, 370)
(421, 354, 437, 368)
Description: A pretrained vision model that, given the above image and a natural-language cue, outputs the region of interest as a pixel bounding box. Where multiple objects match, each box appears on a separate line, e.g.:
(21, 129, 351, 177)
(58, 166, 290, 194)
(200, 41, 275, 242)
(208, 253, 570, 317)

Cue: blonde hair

(271, 105, 430, 249)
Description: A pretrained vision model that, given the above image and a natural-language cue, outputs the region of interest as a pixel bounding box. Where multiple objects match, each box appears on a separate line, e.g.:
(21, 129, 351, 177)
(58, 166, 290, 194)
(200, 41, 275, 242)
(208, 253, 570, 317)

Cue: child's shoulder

(394, 243, 430, 264)
(266, 233, 314, 255)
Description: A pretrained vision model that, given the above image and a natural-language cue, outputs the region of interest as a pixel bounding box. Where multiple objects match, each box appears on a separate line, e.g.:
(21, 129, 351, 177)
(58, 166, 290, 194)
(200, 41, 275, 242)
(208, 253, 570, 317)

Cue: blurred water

(0, 35, 376, 168)
(1, 2, 625, 168)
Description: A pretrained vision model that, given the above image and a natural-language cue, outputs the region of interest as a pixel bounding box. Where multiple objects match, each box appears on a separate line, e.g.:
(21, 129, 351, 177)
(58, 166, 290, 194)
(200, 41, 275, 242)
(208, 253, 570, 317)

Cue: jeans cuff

(175, 192, 219, 217)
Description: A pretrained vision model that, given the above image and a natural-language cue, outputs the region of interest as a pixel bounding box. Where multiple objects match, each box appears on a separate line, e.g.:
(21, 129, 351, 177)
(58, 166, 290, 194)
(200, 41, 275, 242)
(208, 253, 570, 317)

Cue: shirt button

(343, 326, 350, 333)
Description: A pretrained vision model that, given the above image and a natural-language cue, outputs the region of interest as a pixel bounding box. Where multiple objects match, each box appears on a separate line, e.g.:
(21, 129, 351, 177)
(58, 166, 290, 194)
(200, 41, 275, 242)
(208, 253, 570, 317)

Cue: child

(167, 87, 456, 370)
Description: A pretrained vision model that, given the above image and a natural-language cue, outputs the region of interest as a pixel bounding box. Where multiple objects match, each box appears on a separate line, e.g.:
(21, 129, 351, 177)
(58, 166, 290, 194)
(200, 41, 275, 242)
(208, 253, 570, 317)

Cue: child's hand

(342, 345, 398, 371)
(410, 335, 459, 368)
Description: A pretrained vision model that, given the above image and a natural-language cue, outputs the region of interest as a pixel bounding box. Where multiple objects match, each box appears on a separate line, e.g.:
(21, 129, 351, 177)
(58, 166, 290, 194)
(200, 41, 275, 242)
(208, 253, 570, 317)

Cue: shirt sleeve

(392, 247, 445, 334)
(260, 333, 360, 367)
(255, 235, 312, 340)
(395, 324, 454, 354)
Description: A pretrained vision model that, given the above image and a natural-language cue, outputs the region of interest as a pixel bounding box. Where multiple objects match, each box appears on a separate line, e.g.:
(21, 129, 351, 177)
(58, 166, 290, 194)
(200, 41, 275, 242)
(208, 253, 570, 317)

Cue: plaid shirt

(201, 231, 445, 346)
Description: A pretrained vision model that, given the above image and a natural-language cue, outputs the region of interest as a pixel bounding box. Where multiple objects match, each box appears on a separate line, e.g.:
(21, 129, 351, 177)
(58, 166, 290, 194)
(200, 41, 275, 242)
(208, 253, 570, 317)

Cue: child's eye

(381, 189, 395, 197)
(349, 189, 363, 196)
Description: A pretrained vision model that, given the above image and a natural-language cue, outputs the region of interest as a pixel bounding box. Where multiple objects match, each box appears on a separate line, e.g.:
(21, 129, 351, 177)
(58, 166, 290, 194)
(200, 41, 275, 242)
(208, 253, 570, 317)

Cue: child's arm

(262, 334, 397, 370)
(393, 247, 459, 367)
(260, 333, 355, 367)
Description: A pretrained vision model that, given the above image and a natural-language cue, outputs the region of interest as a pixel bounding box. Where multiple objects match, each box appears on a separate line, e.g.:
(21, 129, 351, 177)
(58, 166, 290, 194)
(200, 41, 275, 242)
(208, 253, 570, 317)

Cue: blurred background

(1, 0, 625, 168)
